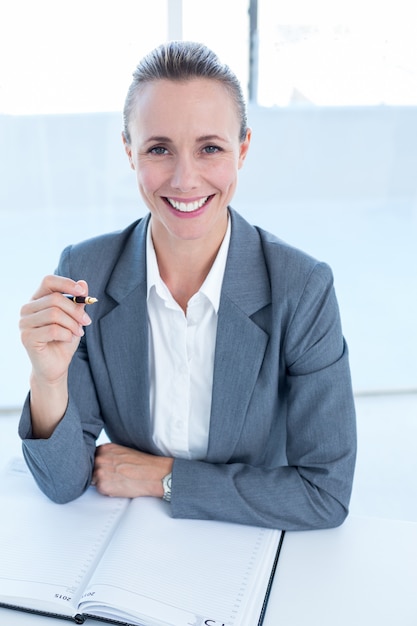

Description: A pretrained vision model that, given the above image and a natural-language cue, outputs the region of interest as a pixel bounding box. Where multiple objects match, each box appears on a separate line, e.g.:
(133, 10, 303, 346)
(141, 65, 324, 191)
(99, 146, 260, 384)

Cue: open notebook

(0, 459, 284, 626)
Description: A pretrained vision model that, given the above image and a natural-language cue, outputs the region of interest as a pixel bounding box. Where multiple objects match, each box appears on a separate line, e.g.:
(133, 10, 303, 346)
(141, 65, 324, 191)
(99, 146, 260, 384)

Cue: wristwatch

(162, 472, 172, 502)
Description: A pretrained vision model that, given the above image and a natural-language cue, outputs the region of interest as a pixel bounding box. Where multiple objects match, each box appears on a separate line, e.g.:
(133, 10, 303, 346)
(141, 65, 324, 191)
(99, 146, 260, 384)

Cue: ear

(122, 132, 135, 170)
(238, 128, 251, 169)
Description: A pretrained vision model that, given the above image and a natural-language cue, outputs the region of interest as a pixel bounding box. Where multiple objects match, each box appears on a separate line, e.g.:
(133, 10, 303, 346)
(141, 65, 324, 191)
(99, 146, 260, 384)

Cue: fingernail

(74, 283, 84, 294)
(82, 313, 92, 325)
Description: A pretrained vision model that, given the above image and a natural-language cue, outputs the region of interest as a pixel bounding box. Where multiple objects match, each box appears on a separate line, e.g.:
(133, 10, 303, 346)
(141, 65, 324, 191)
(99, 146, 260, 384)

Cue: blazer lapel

(207, 210, 271, 462)
(99, 216, 157, 450)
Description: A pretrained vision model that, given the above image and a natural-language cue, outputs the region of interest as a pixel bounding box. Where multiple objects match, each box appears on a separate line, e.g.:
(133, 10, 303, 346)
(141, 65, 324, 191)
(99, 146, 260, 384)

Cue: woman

(19, 41, 356, 530)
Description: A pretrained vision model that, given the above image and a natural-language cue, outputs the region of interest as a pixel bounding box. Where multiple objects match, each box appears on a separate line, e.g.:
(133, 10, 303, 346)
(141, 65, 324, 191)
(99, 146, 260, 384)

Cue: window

(0, 0, 249, 115)
(257, 0, 417, 106)
(1, 0, 415, 113)
(0, 0, 167, 114)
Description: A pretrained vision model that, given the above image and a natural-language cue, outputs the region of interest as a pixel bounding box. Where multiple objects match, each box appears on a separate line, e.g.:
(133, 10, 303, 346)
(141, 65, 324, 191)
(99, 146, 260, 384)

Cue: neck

(150, 220, 227, 312)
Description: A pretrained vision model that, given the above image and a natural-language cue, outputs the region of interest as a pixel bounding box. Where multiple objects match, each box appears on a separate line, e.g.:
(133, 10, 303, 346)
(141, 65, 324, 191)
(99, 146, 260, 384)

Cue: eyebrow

(144, 136, 171, 144)
(144, 134, 227, 144)
(196, 134, 227, 143)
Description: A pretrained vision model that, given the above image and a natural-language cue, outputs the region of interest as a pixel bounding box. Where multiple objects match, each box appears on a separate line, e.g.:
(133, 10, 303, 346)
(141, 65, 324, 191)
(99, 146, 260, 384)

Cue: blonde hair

(123, 41, 248, 144)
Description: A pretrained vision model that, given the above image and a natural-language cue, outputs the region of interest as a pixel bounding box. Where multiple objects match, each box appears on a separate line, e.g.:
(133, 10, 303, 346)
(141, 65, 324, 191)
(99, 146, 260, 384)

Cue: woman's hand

(19, 275, 92, 438)
(20, 275, 92, 382)
(93, 443, 174, 499)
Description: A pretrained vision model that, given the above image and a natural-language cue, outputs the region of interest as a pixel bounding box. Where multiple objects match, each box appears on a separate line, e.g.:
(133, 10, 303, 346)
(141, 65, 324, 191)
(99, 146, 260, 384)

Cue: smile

(165, 196, 211, 213)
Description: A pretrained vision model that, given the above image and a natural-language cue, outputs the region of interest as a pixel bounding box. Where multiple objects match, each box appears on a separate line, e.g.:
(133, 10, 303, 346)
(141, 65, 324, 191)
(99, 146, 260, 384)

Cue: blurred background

(0, 0, 416, 520)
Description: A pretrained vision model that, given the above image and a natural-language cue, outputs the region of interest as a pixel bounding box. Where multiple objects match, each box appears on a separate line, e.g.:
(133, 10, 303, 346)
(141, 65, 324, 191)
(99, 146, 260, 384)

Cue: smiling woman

(122, 77, 250, 282)
(18, 41, 356, 532)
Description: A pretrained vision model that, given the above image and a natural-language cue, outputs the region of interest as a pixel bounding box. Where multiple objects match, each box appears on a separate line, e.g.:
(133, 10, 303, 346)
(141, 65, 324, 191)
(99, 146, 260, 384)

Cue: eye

(149, 146, 169, 155)
(203, 145, 222, 154)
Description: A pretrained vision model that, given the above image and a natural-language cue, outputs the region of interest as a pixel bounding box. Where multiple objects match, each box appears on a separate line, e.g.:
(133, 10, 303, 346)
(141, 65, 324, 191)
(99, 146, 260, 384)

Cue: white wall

(1, 106, 416, 406)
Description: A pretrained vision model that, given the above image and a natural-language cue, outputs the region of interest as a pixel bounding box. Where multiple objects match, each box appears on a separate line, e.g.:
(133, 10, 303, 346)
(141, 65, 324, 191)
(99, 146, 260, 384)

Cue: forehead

(128, 78, 240, 137)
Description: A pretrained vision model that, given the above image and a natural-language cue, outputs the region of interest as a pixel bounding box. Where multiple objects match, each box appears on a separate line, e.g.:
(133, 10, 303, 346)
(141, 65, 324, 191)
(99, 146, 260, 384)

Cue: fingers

(31, 275, 88, 301)
(20, 276, 92, 342)
(19, 275, 94, 383)
(20, 300, 91, 354)
(92, 445, 131, 497)
(93, 443, 121, 467)
(22, 292, 90, 325)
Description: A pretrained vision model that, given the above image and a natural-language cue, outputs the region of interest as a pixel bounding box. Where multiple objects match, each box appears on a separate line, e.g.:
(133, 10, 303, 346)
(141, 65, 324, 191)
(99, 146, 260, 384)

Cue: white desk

(1, 415, 416, 626)
(267, 515, 417, 626)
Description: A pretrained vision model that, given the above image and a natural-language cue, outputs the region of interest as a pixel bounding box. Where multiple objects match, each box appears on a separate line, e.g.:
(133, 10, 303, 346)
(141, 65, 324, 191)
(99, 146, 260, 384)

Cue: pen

(64, 295, 98, 305)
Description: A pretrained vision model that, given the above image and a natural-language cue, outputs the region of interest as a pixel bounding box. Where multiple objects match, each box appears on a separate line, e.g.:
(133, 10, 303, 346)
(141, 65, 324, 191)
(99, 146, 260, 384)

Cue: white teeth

(167, 196, 209, 212)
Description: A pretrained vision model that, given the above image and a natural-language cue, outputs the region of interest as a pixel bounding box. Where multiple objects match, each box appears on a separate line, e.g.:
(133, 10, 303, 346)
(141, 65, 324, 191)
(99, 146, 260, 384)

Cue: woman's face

(123, 78, 251, 250)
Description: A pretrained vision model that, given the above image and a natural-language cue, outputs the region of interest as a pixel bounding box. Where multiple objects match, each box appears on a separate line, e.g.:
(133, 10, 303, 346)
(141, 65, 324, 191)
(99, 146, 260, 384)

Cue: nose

(170, 153, 198, 191)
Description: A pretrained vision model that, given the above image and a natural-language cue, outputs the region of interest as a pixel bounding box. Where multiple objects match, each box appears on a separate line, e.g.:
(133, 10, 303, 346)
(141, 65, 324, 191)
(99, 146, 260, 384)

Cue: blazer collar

(99, 215, 153, 449)
(104, 208, 271, 314)
(208, 209, 272, 462)
(222, 208, 271, 315)
(105, 214, 150, 304)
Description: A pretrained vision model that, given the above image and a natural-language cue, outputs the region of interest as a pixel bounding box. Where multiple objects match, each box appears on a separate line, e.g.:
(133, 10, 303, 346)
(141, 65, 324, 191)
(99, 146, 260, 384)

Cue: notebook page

(81, 497, 281, 626)
(0, 459, 129, 616)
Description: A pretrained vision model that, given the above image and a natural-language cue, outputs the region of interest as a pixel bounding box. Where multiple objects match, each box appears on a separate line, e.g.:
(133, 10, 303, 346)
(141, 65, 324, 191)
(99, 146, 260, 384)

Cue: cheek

(209, 159, 239, 191)
(136, 163, 163, 195)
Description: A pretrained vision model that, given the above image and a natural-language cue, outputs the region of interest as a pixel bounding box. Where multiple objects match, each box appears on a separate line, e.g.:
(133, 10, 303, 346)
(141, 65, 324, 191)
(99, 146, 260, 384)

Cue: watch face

(162, 473, 172, 502)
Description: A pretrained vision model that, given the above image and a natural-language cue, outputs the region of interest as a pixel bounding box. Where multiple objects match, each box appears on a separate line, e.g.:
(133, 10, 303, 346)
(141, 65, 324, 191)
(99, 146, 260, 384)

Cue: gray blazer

(20, 209, 356, 530)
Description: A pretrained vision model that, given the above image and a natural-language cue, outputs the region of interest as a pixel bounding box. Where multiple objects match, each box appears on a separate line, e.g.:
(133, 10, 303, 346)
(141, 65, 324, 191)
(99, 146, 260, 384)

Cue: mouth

(165, 195, 212, 213)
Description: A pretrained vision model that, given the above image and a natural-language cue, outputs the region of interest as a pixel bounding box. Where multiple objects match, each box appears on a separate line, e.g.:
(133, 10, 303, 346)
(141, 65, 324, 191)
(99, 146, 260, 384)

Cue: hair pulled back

(122, 41, 248, 144)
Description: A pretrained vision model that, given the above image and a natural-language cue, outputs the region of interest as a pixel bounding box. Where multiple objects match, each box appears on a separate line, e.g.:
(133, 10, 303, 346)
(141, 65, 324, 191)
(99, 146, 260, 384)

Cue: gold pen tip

(84, 297, 98, 304)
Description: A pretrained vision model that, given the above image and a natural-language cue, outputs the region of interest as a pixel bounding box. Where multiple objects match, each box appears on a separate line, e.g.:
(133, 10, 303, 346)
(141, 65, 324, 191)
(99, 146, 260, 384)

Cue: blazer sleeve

(19, 248, 104, 504)
(170, 262, 357, 531)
